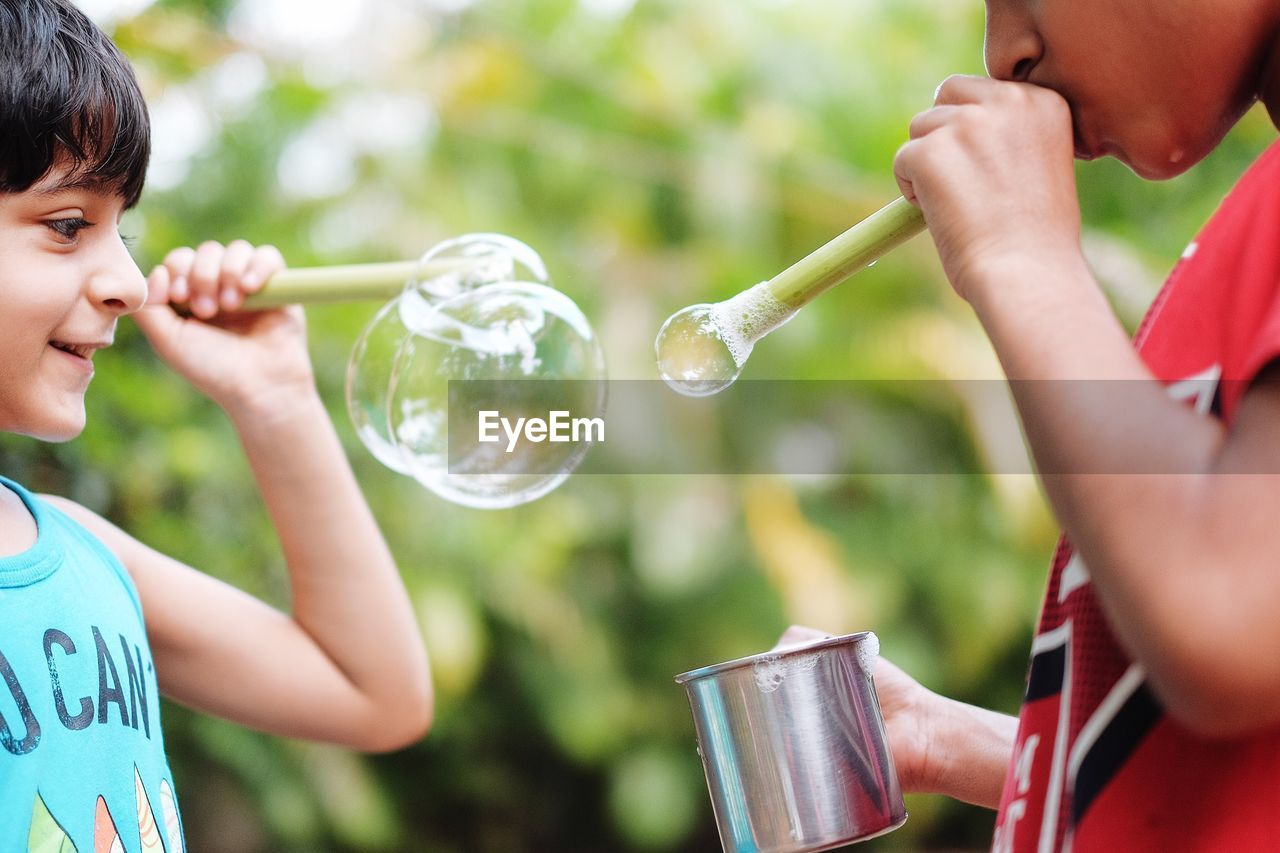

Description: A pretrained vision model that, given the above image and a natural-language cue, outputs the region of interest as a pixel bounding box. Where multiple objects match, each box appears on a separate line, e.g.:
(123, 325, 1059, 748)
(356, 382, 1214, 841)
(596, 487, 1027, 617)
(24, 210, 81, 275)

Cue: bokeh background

(2, 0, 1276, 849)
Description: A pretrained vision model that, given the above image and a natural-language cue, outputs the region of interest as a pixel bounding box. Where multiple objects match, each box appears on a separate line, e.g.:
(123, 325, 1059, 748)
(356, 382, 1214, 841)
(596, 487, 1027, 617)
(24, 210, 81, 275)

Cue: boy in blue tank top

(0, 2, 433, 850)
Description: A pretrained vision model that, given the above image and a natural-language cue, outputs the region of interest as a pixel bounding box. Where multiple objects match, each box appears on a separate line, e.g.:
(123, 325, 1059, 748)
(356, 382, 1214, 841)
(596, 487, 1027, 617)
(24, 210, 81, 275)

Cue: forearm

(226, 390, 431, 733)
(963, 256, 1275, 730)
(922, 696, 1018, 809)
(968, 254, 1223, 529)
(889, 69, 1280, 736)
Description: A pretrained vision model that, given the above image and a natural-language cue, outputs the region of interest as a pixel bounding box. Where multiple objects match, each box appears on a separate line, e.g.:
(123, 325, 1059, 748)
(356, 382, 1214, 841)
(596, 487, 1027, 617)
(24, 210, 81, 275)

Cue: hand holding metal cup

(675, 632, 907, 852)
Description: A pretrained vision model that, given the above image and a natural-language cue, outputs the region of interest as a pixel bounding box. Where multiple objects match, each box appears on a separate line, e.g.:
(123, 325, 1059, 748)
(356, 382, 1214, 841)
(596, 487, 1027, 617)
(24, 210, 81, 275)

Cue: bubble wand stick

(231, 259, 474, 309)
(656, 196, 927, 396)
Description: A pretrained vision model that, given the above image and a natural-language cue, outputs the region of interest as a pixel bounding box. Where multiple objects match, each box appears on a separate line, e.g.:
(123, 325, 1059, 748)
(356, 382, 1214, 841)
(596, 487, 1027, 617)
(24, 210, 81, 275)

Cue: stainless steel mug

(675, 632, 906, 853)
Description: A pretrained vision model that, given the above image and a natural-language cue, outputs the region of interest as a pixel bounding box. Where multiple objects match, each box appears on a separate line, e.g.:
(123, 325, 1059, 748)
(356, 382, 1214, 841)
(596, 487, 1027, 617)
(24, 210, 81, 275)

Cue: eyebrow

(31, 173, 115, 198)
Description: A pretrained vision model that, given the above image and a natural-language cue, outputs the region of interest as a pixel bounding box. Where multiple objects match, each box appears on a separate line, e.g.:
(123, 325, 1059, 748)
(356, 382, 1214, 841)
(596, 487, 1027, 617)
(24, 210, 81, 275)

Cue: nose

(86, 236, 147, 315)
(983, 1, 1044, 82)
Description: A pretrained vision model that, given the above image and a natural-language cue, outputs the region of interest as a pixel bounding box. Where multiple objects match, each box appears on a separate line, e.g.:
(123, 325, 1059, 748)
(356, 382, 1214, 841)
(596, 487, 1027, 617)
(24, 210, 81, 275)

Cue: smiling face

(984, 0, 1279, 179)
(0, 172, 147, 441)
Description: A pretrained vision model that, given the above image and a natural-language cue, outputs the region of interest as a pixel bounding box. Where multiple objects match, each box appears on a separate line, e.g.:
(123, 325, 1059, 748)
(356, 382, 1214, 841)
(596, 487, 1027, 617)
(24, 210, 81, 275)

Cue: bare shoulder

(0, 483, 37, 557)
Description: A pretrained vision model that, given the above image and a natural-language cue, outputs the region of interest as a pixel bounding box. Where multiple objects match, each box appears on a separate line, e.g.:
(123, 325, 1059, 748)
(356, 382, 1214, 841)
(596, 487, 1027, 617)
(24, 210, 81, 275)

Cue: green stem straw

(655, 196, 929, 397)
(766, 196, 926, 309)
(239, 259, 474, 310)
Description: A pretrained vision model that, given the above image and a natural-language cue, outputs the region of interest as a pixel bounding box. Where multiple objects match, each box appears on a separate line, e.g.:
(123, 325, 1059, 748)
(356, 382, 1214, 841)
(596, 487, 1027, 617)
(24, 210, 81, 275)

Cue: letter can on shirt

(0, 478, 185, 852)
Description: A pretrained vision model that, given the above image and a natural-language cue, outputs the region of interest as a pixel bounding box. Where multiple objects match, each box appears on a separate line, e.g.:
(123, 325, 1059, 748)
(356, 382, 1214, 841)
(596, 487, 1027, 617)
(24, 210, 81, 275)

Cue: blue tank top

(0, 477, 185, 852)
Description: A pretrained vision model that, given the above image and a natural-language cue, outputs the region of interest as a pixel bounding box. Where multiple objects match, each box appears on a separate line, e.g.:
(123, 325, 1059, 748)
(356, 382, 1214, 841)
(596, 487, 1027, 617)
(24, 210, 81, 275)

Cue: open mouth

(49, 341, 95, 360)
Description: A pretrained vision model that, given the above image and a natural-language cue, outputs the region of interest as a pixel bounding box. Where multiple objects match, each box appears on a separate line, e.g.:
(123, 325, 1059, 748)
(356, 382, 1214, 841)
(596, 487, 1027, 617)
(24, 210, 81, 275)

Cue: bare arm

(228, 392, 433, 750)
(81, 240, 434, 752)
(969, 256, 1280, 738)
(893, 75, 1280, 739)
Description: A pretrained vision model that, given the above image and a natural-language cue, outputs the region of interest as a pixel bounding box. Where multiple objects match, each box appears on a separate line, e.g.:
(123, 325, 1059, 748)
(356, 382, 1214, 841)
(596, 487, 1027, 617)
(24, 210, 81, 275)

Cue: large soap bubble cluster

(346, 235, 605, 509)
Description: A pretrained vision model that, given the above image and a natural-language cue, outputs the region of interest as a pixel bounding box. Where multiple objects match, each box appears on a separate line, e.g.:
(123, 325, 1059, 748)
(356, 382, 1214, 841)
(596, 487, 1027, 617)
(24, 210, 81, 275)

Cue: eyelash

(44, 217, 136, 247)
(45, 217, 92, 241)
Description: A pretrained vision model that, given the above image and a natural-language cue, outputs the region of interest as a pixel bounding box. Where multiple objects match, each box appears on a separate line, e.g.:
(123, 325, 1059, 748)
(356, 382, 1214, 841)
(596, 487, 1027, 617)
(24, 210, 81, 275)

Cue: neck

(1260, 6, 1280, 128)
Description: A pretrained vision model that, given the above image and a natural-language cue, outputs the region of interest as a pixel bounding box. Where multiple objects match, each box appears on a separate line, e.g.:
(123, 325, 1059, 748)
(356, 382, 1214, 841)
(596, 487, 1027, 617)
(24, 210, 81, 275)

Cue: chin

(27, 409, 87, 443)
(23, 426, 84, 443)
(1111, 146, 1198, 181)
(41, 427, 85, 443)
(1121, 159, 1186, 181)
(1, 385, 91, 442)
(45, 420, 86, 443)
(1117, 128, 1220, 181)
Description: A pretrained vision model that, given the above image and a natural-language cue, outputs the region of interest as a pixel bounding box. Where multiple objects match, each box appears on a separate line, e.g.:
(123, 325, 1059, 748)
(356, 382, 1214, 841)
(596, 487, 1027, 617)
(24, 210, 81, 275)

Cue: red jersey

(992, 140, 1280, 852)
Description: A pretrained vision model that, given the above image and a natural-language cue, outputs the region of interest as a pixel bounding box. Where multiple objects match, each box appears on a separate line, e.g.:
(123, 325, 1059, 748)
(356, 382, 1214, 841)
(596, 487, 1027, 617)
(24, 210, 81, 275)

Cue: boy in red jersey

(791, 1, 1280, 851)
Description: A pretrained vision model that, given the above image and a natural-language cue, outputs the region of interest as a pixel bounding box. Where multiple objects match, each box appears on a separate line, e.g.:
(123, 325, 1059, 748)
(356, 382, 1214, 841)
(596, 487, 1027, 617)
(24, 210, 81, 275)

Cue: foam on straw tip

(709, 281, 796, 368)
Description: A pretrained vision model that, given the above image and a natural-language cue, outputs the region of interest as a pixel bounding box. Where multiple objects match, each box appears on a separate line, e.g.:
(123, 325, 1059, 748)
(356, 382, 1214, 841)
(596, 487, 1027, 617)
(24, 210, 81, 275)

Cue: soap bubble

(387, 283, 606, 509)
(414, 232, 550, 303)
(346, 234, 604, 509)
(346, 234, 551, 475)
(654, 304, 744, 397)
(347, 294, 423, 473)
(655, 282, 796, 397)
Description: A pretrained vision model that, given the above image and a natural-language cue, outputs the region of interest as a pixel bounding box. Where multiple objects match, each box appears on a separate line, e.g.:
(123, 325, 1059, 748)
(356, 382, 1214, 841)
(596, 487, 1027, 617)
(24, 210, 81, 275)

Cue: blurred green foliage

(2, 0, 1273, 849)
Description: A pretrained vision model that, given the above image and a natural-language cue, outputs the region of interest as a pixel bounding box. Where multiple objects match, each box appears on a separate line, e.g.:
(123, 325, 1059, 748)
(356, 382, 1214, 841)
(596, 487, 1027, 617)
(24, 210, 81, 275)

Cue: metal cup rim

(673, 630, 873, 685)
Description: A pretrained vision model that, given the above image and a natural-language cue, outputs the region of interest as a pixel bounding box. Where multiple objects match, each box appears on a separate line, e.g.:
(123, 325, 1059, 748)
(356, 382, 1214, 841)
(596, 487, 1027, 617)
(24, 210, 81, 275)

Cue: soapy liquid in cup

(655, 281, 797, 397)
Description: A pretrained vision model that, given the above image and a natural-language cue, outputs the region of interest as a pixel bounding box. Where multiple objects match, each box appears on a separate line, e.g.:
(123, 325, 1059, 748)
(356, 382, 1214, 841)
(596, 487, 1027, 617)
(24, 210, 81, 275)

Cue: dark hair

(0, 0, 150, 207)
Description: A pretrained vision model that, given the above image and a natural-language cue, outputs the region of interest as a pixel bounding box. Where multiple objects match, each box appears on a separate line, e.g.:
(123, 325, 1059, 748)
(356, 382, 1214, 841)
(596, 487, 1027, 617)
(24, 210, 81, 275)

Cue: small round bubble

(654, 304, 745, 397)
